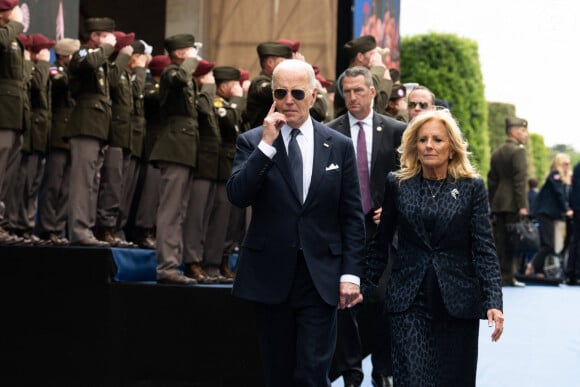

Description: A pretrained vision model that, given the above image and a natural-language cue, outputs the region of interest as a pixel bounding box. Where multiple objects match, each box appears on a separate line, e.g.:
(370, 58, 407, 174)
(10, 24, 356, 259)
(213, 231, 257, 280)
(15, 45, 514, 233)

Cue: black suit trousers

(254, 252, 337, 387)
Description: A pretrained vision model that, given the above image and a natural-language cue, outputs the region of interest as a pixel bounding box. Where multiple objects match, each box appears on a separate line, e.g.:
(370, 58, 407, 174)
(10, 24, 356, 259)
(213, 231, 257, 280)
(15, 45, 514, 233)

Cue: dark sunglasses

(273, 89, 306, 100)
(408, 101, 429, 109)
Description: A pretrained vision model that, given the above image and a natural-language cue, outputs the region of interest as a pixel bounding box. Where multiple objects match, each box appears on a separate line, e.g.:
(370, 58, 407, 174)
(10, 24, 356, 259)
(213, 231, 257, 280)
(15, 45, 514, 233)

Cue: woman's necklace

(425, 178, 446, 198)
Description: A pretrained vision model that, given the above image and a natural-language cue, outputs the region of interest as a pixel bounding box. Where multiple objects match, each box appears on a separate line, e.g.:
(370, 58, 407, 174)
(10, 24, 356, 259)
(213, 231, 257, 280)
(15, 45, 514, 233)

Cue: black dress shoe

(565, 277, 580, 286)
(157, 273, 197, 285)
(372, 374, 392, 387)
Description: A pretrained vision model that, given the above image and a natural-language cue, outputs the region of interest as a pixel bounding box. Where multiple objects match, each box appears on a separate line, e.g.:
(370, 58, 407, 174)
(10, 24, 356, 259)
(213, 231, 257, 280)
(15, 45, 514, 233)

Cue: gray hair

(272, 59, 316, 90)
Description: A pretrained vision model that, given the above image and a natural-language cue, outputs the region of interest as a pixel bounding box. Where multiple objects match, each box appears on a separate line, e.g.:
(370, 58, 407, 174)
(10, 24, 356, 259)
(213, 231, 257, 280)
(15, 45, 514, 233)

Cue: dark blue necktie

(288, 128, 303, 202)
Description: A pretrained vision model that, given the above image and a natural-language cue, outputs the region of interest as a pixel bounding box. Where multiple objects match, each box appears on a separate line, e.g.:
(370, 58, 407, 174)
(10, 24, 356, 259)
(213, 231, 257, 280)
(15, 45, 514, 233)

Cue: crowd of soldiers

(0, 1, 405, 284)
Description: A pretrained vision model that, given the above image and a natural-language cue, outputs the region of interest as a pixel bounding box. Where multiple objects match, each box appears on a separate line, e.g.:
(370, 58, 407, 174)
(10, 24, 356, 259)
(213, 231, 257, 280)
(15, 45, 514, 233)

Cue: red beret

(192, 59, 215, 77)
(28, 33, 56, 54)
(148, 55, 171, 77)
(316, 74, 333, 89)
(17, 33, 31, 49)
(312, 65, 332, 88)
(239, 68, 250, 83)
(276, 38, 300, 53)
(0, 0, 18, 11)
(113, 31, 135, 52)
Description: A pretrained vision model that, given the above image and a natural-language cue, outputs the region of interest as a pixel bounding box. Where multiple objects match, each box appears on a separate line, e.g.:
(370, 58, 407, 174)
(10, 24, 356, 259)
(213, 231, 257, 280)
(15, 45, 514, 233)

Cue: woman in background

(525, 153, 573, 277)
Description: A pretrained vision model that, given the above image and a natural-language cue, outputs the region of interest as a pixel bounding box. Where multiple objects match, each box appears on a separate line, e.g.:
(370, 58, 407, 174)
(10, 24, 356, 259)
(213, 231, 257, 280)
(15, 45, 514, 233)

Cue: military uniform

(0, 14, 25, 243)
(66, 17, 116, 245)
(116, 42, 147, 243)
(95, 33, 135, 246)
(204, 66, 246, 280)
(132, 56, 170, 248)
(488, 117, 529, 286)
(36, 38, 80, 245)
(7, 52, 51, 242)
(149, 34, 201, 284)
(333, 35, 392, 119)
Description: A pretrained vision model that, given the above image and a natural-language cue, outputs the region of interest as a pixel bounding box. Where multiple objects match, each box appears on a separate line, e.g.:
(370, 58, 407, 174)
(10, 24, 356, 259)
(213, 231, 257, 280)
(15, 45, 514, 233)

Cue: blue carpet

(333, 284, 580, 387)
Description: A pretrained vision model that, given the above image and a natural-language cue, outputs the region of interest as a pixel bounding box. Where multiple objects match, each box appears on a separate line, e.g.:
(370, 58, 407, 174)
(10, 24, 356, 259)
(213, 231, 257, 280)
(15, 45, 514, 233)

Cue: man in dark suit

(227, 59, 366, 387)
(488, 116, 529, 287)
(327, 66, 406, 387)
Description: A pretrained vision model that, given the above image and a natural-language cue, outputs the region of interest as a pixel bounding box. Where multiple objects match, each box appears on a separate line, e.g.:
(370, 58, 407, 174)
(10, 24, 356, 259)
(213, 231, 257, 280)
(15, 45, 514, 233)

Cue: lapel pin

(323, 143, 329, 148)
(451, 188, 459, 199)
(376, 126, 382, 132)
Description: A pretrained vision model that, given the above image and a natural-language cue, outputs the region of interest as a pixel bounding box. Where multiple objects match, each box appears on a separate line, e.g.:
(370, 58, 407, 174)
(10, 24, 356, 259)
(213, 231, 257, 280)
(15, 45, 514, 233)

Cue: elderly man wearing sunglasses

(227, 59, 366, 387)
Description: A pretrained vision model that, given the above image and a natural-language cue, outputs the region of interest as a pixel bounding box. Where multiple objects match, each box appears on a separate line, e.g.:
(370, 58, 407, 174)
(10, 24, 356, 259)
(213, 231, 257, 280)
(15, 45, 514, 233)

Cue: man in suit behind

(227, 59, 366, 387)
(327, 66, 406, 387)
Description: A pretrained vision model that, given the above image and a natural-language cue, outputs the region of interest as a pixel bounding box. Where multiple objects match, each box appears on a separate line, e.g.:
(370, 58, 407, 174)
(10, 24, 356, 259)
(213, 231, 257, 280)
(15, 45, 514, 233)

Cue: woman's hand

(487, 308, 504, 342)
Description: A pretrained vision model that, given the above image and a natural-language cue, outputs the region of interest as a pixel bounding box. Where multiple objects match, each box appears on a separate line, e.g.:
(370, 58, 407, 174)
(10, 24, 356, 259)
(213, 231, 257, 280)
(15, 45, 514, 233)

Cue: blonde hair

(549, 153, 572, 185)
(396, 109, 478, 182)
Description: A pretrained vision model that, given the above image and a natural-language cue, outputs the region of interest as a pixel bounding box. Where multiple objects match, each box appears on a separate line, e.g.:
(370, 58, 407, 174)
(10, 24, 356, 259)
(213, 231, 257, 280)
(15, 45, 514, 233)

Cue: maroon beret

(0, 0, 18, 11)
(148, 55, 171, 77)
(28, 33, 56, 54)
(17, 33, 31, 49)
(192, 59, 215, 77)
(113, 31, 135, 52)
(276, 38, 300, 53)
(239, 68, 250, 83)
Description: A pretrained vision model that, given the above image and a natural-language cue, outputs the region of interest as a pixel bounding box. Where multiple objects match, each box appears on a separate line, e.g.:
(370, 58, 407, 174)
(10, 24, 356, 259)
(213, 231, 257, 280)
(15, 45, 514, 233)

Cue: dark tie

(288, 128, 303, 202)
(356, 121, 372, 214)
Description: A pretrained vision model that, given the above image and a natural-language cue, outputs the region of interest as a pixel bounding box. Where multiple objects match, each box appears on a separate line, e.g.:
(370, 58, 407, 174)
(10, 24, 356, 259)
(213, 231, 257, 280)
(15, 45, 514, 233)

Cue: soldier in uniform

(114, 38, 148, 247)
(205, 65, 246, 282)
(132, 54, 171, 249)
(65, 17, 117, 246)
(7, 33, 53, 244)
(36, 38, 80, 246)
(244, 41, 292, 130)
(385, 83, 408, 123)
(181, 58, 222, 284)
(94, 30, 136, 247)
(0, 0, 25, 244)
(149, 33, 201, 285)
(488, 116, 529, 287)
(333, 35, 392, 119)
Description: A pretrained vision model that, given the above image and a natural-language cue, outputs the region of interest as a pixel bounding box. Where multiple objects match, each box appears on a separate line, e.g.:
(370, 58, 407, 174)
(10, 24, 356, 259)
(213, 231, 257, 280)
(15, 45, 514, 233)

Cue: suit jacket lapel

(303, 121, 332, 207)
(370, 115, 383, 176)
(401, 176, 432, 248)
